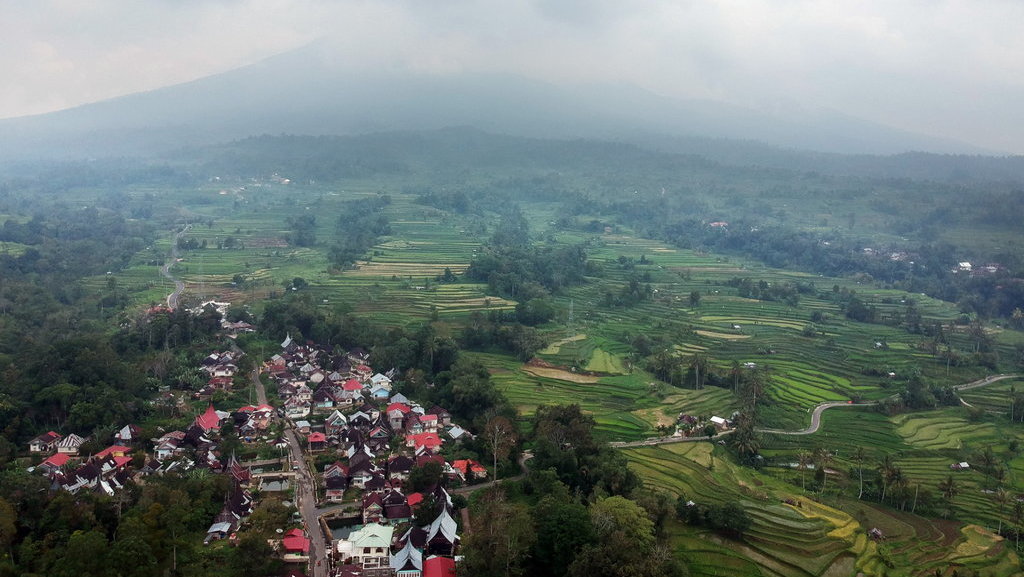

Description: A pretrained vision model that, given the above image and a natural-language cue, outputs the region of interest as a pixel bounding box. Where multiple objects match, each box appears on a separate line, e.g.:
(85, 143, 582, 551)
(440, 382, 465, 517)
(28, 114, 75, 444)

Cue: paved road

(161, 224, 190, 309)
(611, 374, 1018, 448)
(285, 428, 329, 577)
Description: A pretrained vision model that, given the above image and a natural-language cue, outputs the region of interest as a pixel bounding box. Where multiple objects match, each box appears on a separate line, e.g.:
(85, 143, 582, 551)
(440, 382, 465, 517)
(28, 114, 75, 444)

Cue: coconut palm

(814, 447, 833, 494)
(852, 446, 868, 500)
(797, 450, 812, 491)
(877, 454, 897, 504)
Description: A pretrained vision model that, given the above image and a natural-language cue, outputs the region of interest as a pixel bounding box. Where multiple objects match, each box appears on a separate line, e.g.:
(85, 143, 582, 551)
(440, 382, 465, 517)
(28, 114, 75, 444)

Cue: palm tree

(814, 447, 833, 494)
(690, 354, 709, 390)
(797, 450, 812, 491)
(995, 488, 1010, 534)
(938, 475, 960, 501)
(852, 446, 868, 500)
(730, 360, 742, 393)
(877, 454, 896, 504)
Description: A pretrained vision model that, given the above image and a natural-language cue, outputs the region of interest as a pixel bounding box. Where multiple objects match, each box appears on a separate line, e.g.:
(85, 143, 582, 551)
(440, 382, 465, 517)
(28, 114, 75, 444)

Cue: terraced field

(625, 440, 1020, 576)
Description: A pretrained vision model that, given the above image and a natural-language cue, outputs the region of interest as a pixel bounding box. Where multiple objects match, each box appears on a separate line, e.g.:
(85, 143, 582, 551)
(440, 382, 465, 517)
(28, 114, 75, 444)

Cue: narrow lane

(161, 224, 190, 309)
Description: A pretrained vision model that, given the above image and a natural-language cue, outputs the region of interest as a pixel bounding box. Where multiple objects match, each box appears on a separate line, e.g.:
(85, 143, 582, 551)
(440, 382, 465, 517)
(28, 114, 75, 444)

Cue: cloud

(2, 0, 1023, 151)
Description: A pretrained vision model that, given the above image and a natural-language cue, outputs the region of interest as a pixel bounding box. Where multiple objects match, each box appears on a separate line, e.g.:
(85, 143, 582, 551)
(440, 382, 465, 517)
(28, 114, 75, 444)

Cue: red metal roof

(195, 404, 221, 431)
(423, 556, 456, 577)
(282, 529, 310, 554)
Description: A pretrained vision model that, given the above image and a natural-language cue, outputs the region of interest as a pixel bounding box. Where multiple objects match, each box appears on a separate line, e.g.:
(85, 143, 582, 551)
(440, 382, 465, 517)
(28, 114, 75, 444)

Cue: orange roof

(452, 459, 487, 474)
(407, 492, 424, 507)
(96, 445, 132, 459)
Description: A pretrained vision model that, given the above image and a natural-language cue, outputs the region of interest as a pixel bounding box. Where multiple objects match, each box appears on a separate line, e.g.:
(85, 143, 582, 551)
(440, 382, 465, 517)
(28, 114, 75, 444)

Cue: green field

(81, 166, 1024, 575)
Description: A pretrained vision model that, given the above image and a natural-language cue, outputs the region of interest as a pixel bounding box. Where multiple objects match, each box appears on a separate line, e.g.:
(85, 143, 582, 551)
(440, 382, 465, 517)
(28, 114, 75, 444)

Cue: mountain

(0, 42, 997, 160)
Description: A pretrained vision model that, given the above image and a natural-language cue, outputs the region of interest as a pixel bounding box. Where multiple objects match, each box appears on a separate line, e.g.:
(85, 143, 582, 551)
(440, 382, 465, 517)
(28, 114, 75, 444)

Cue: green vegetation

(1, 129, 1024, 575)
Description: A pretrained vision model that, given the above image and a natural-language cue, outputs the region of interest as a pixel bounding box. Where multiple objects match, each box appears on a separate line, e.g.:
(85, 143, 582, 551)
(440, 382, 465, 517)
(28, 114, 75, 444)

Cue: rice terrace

(67, 136, 1023, 577)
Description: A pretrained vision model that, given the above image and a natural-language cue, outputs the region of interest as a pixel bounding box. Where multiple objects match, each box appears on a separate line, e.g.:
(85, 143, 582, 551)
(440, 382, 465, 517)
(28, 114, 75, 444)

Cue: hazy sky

(3, 0, 1023, 152)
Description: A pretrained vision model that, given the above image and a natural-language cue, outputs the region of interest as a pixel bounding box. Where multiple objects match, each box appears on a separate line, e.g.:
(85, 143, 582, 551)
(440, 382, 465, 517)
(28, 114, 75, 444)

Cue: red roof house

(406, 432, 443, 452)
(342, 379, 364, 392)
(195, 404, 222, 432)
(282, 529, 310, 555)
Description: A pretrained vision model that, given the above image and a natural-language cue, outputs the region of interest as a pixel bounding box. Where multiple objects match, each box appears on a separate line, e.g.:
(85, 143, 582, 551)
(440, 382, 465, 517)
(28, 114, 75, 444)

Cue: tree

(814, 447, 833, 493)
(797, 450, 811, 490)
(878, 454, 897, 503)
(567, 496, 682, 577)
(483, 415, 518, 482)
(530, 496, 595, 577)
(0, 497, 14, 556)
(938, 475, 960, 502)
(852, 446, 868, 500)
(690, 354, 709, 390)
(995, 488, 1010, 534)
(689, 291, 701, 308)
(461, 490, 535, 577)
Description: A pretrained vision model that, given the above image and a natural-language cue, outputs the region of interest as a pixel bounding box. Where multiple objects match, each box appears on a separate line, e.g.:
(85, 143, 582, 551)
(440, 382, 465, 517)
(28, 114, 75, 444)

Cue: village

(25, 327, 484, 577)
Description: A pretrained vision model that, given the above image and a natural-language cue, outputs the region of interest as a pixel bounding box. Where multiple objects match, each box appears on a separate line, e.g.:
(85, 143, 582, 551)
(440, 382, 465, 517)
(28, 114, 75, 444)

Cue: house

(424, 508, 459, 557)
(307, 432, 327, 452)
(370, 386, 391, 400)
(284, 396, 311, 420)
(336, 523, 394, 575)
(390, 393, 411, 405)
(709, 416, 728, 430)
(951, 462, 971, 471)
(446, 426, 472, 442)
(388, 455, 415, 481)
(426, 406, 452, 427)
(370, 373, 392, 391)
(293, 383, 313, 403)
(390, 539, 423, 577)
(387, 402, 412, 429)
(312, 387, 336, 409)
(195, 404, 225, 433)
(325, 474, 348, 502)
(407, 433, 443, 453)
(325, 410, 349, 437)
(154, 431, 186, 461)
(419, 414, 439, 433)
(294, 420, 312, 435)
(423, 556, 456, 577)
(56, 434, 87, 455)
(451, 459, 487, 482)
(383, 489, 412, 522)
(114, 424, 142, 444)
(95, 445, 132, 459)
(404, 413, 425, 435)
(29, 431, 62, 453)
(38, 452, 71, 474)
(363, 492, 385, 524)
(282, 528, 310, 558)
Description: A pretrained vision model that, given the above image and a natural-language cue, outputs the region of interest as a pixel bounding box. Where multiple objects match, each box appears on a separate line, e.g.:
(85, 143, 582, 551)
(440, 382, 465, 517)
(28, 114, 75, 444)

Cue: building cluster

(268, 336, 477, 576)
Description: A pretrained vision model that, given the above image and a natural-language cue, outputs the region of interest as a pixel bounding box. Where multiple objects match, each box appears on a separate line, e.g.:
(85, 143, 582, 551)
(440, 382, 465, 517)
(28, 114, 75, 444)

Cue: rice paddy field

(79, 174, 1024, 575)
(625, 442, 1022, 576)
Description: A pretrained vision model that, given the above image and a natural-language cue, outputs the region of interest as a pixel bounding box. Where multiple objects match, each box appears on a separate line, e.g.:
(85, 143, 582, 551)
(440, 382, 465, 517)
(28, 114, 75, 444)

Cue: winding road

(161, 224, 190, 309)
(611, 374, 1018, 448)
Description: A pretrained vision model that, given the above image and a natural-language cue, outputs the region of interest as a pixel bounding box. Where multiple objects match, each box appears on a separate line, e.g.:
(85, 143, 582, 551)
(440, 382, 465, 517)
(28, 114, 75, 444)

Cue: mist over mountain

(0, 42, 1000, 164)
